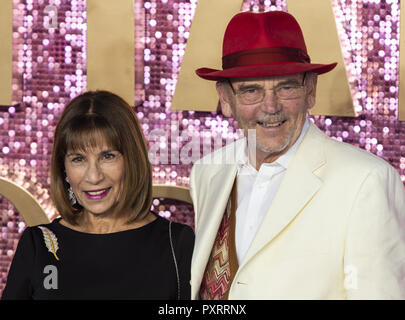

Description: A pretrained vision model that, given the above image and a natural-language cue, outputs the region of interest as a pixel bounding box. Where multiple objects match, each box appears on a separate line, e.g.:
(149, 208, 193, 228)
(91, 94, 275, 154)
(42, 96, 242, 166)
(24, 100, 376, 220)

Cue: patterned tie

(199, 179, 238, 300)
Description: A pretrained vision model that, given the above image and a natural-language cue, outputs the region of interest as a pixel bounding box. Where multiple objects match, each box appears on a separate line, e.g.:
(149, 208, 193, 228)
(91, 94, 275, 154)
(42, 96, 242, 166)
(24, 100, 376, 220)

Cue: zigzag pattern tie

(199, 180, 237, 300)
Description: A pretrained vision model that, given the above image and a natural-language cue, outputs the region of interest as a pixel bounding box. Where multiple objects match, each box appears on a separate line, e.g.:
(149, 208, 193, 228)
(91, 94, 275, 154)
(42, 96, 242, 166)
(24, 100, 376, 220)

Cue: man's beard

(256, 133, 292, 155)
(241, 111, 296, 156)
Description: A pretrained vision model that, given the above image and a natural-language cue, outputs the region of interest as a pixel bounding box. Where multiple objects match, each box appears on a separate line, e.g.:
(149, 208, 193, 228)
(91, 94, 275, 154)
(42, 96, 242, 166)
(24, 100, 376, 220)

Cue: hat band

(222, 47, 310, 69)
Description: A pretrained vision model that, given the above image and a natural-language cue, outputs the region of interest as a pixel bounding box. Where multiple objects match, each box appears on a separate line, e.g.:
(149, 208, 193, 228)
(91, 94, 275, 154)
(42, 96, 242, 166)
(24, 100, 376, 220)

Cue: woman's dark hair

(51, 90, 152, 225)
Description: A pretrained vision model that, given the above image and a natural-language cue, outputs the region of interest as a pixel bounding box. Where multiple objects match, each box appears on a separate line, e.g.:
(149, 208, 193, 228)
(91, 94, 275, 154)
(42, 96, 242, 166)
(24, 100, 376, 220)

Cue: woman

(2, 90, 194, 299)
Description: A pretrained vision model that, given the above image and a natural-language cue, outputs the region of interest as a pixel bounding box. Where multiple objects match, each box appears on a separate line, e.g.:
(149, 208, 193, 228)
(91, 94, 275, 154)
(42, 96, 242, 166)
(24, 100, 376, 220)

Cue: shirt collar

(237, 118, 310, 171)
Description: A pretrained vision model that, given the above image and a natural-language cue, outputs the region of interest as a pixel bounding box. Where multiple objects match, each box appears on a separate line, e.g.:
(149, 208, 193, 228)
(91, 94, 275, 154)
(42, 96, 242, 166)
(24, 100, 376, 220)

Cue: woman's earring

(65, 177, 77, 205)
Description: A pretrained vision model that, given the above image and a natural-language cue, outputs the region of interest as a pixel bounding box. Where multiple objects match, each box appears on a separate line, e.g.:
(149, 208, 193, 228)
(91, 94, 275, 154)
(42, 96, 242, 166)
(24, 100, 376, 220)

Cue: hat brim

(196, 62, 337, 81)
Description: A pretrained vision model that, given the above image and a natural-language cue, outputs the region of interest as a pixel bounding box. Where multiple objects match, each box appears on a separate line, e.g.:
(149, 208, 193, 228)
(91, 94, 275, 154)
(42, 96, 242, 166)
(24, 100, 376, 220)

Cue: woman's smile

(84, 187, 112, 200)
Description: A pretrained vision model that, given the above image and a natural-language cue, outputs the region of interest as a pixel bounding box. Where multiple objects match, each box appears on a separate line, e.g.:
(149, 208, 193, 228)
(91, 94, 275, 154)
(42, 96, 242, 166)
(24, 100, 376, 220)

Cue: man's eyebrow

(235, 78, 303, 90)
(236, 83, 263, 90)
(275, 78, 302, 86)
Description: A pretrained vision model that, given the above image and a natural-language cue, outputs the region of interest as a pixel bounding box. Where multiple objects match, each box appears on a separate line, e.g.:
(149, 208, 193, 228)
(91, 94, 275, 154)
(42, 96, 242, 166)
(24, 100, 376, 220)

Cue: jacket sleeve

(1, 227, 36, 300)
(344, 164, 405, 299)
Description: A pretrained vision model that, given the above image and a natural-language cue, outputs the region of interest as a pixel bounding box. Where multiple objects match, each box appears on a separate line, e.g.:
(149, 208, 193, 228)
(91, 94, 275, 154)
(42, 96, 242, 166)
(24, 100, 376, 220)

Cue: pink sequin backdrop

(0, 0, 404, 295)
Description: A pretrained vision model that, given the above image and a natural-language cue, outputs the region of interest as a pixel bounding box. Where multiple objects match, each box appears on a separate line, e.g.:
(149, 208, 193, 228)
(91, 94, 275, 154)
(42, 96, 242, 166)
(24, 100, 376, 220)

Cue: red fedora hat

(196, 11, 337, 81)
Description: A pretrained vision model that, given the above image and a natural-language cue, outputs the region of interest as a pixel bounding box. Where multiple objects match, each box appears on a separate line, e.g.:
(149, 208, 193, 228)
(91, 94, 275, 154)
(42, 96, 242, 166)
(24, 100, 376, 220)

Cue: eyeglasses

(227, 73, 307, 105)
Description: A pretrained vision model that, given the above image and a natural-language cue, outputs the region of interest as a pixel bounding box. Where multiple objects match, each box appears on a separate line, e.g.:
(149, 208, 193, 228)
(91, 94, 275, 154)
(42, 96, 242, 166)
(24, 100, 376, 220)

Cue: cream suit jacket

(189, 122, 405, 299)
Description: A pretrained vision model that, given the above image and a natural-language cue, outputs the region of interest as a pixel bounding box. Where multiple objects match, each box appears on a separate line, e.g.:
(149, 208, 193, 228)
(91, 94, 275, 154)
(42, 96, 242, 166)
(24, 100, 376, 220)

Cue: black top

(1, 214, 194, 300)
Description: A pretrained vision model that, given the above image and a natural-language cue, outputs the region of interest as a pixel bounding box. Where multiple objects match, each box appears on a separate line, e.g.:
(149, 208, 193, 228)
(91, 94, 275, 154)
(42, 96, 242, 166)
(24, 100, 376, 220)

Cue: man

(189, 10, 405, 299)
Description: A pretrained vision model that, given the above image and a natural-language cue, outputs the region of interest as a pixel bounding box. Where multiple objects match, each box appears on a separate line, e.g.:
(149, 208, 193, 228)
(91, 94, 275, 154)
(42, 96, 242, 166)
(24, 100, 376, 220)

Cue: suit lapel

(191, 162, 238, 299)
(239, 123, 327, 270)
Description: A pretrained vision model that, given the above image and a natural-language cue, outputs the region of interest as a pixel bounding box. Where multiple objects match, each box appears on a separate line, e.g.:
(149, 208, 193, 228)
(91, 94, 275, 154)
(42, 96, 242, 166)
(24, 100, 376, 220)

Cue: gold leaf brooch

(38, 226, 59, 261)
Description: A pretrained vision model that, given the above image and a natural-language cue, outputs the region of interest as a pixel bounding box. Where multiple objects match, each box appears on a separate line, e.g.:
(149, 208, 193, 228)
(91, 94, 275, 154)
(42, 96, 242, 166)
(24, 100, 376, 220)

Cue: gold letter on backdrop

(87, 0, 135, 105)
(171, 0, 243, 111)
(399, 0, 405, 121)
(287, 0, 355, 117)
(0, 0, 12, 106)
(0, 177, 50, 227)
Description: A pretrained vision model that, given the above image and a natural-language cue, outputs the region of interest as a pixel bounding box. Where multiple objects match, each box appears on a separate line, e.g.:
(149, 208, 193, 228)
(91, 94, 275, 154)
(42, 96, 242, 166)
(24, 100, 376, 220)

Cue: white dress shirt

(235, 119, 310, 265)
